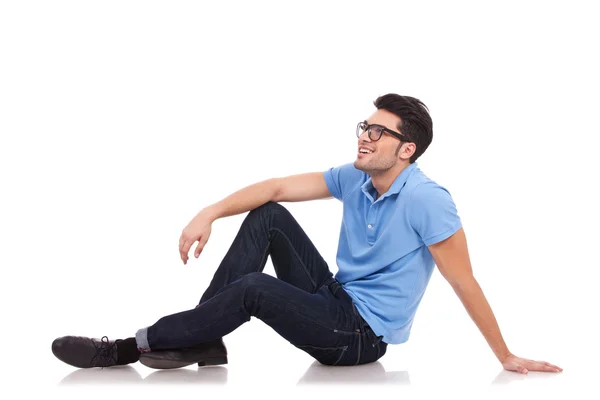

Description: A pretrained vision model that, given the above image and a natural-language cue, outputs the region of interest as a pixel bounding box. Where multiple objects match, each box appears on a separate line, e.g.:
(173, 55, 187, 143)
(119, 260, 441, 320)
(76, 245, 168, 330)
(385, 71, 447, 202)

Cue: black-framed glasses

(356, 121, 411, 142)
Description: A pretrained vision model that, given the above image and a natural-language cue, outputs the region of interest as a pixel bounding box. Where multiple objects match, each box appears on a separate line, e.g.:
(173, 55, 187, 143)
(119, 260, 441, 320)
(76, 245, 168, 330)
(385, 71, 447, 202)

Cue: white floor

(9, 335, 585, 400)
(7, 271, 593, 400)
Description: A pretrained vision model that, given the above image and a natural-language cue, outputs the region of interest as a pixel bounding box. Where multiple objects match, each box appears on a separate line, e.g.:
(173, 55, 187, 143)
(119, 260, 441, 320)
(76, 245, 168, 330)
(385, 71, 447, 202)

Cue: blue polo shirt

(323, 162, 462, 344)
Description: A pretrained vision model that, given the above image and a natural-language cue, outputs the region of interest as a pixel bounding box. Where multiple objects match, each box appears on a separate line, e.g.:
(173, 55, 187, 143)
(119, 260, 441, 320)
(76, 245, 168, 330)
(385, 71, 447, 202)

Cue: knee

(245, 201, 289, 227)
(236, 272, 272, 315)
(210, 272, 267, 306)
(235, 272, 275, 299)
(248, 201, 286, 218)
(237, 271, 268, 288)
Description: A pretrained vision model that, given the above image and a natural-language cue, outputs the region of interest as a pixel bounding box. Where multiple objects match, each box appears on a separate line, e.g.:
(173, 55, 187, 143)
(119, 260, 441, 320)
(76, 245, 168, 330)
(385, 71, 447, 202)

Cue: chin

(354, 160, 368, 172)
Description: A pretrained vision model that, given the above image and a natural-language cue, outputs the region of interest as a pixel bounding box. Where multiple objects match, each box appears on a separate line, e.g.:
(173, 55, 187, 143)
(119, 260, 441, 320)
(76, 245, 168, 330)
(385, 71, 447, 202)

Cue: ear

(398, 142, 416, 161)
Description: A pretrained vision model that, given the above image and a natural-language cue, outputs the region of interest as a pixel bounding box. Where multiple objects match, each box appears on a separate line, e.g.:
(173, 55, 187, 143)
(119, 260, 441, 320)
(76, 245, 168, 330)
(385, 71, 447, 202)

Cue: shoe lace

(90, 336, 118, 368)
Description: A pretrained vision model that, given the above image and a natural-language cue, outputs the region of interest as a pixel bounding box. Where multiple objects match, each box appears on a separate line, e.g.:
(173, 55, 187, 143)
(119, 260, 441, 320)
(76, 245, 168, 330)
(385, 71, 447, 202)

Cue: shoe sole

(139, 354, 228, 370)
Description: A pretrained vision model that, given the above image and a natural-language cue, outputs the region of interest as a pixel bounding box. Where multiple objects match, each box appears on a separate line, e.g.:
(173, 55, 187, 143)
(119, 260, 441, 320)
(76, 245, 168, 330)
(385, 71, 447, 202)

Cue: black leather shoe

(139, 338, 228, 369)
(52, 336, 120, 368)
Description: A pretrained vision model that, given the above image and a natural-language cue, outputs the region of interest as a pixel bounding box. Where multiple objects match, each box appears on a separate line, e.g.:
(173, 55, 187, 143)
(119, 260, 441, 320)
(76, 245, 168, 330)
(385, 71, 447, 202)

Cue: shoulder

(406, 171, 456, 209)
(323, 162, 368, 200)
(405, 170, 462, 243)
(329, 162, 365, 177)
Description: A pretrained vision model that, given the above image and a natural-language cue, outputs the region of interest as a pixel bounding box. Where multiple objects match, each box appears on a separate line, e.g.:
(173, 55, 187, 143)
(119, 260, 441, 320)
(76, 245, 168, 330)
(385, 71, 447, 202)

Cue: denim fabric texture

(136, 201, 386, 366)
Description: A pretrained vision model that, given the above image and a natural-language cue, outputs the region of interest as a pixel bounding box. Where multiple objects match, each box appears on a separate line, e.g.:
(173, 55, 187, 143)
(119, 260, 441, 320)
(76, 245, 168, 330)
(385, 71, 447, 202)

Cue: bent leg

(199, 201, 332, 305)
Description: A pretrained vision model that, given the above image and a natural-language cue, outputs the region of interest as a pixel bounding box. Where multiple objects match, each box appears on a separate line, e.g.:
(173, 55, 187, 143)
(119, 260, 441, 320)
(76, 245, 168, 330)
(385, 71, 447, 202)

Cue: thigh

(240, 272, 359, 366)
(198, 202, 331, 306)
(262, 202, 333, 293)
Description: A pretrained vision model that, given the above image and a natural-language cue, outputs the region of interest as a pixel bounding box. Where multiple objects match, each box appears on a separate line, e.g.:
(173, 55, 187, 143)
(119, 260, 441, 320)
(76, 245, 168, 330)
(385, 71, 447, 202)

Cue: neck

(370, 162, 410, 199)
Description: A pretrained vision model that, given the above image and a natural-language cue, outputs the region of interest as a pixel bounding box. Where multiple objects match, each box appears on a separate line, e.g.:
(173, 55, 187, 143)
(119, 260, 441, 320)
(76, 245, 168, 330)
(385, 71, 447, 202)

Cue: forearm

(201, 178, 279, 222)
(452, 277, 512, 363)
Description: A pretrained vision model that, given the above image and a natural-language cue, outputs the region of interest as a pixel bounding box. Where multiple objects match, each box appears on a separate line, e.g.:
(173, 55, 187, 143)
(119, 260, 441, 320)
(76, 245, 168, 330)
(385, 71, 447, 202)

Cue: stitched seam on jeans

(334, 346, 348, 365)
(355, 332, 362, 365)
(258, 241, 270, 273)
(297, 344, 347, 351)
(297, 345, 348, 366)
(270, 226, 318, 290)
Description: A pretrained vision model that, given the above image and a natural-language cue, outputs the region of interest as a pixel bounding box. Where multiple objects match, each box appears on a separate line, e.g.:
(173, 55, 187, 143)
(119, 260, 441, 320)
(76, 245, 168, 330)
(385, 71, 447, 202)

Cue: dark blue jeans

(136, 201, 387, 366)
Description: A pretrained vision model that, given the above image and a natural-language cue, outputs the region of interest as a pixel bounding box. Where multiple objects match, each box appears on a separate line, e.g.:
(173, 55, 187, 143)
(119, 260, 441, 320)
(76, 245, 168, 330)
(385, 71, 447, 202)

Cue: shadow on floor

(59, 365, 228, 385)
(58, 360, 410, 386)
(491, 369, 564, 385)
(297, 360, 410, 385)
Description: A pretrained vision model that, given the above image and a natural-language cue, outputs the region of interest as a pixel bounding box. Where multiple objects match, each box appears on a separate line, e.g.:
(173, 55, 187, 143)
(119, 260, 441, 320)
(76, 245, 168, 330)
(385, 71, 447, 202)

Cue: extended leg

(137, 272, 360, 366)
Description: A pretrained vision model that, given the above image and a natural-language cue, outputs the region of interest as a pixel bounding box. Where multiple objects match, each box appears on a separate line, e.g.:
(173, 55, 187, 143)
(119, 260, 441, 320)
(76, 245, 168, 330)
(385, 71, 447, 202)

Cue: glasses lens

(370, 126, 383, 140)
(356, 122, 367, 138)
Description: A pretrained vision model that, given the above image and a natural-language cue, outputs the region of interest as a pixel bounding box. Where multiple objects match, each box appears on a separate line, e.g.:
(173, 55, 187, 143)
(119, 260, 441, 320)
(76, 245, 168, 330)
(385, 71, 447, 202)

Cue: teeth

(359, 149, 373, 154)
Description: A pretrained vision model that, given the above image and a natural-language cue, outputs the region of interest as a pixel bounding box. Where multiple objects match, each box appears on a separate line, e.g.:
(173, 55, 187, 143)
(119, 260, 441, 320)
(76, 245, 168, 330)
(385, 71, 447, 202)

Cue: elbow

(448, 274, 478, 292)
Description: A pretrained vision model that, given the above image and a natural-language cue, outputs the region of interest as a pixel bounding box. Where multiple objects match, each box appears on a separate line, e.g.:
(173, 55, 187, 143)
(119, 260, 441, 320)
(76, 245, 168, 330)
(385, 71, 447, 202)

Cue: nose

(358, 130, 371, 143)
(359, 136, 372, 147)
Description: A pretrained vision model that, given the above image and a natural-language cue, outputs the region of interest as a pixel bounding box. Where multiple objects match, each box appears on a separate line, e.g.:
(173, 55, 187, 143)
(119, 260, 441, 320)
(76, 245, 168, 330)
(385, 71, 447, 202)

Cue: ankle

(116, 337, 141, 365)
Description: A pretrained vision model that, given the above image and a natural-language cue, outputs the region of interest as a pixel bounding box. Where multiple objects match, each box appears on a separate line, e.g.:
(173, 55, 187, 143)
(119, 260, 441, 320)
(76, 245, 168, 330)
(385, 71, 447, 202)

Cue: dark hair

(373, 93, 433, 163)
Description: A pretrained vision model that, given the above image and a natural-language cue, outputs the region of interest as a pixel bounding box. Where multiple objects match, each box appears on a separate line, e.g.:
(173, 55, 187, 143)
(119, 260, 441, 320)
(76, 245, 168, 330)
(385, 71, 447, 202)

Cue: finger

(526, 361, 559, 373)
(517, 365, 528, 374)
(181, 239, 194, 264)
(195, 237, 208, 258)
(179, 235, 186, 262)
(543, 362, 562, 371)
(531, 363, 559, 372)
(179, 237, 186, 261)
(542, 362, 562, 372)
(529, 360, 562, 372)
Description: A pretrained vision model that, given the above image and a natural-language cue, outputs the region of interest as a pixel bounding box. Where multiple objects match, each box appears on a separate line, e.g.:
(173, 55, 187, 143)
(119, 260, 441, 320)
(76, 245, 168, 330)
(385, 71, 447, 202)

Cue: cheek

(381, 139, 398, 154)
(384, 144, 397, 156)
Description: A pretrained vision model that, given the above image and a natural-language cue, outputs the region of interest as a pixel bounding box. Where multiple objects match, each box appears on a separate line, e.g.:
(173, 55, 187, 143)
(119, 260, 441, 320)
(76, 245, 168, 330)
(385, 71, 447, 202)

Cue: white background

(1, 0, 598, 398)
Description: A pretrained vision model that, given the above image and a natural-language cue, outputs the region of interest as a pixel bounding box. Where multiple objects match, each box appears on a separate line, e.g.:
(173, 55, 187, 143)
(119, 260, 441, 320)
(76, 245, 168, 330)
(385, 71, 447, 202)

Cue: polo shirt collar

(361, 162, 418, 203)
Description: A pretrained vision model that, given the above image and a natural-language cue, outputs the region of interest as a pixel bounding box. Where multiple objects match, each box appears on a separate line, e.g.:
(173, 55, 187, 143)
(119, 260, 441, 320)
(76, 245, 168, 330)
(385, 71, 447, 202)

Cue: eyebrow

(365, 120, 385, 128)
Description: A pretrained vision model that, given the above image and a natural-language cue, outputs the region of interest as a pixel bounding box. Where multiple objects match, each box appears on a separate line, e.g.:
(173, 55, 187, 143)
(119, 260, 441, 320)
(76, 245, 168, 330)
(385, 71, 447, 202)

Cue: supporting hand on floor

(501, 353, 563, 374)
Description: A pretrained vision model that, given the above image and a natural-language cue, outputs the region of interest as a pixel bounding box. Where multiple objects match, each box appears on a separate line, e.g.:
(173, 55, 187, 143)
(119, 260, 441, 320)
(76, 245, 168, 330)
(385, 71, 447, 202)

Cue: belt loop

(364, 323, 382, 347)
(328, 279, 341, 296)
(351, 301, 384, 347)
(373, 335, 382, 346)
(355, 305, 367, 334)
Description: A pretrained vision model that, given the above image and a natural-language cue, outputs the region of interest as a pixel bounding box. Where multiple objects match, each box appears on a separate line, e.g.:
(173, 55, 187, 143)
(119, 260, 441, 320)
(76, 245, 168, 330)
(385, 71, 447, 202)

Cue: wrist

(200, 204, 219, 222)
(497, 350, 513, 363)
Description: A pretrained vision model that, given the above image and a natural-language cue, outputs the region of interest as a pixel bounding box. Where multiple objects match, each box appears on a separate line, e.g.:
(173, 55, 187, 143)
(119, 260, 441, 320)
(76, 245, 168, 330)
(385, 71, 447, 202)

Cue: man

(52, 93, 562, 374)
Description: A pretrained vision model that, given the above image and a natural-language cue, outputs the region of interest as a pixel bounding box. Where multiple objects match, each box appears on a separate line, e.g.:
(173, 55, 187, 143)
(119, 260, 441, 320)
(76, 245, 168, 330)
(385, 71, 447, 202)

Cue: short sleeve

(323, 163, 363, 201)
(408, 182, 462, 246)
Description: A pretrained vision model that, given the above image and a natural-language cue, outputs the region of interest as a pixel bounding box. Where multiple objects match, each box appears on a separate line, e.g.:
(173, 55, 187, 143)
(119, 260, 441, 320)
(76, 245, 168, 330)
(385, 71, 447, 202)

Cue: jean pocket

(297, 344, 348, 366)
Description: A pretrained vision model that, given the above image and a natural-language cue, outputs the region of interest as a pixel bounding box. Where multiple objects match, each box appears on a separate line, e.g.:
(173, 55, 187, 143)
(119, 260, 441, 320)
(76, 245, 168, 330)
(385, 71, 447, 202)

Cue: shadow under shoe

(139, 338, 228, 370)
(52, 335, 120, 368)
